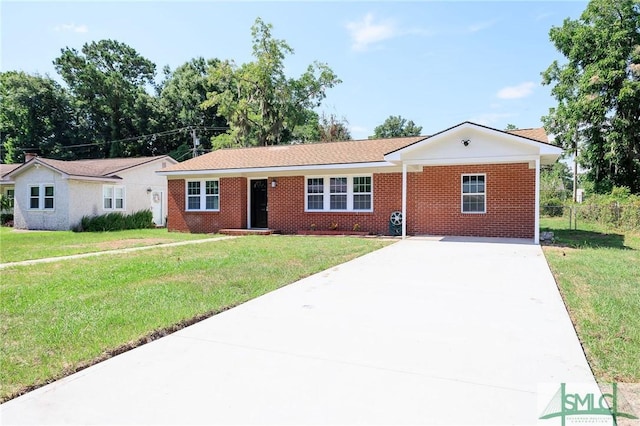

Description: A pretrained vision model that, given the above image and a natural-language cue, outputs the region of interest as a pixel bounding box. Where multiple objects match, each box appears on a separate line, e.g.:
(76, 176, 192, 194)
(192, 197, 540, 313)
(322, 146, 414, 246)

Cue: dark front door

(250, 179, 268, 228)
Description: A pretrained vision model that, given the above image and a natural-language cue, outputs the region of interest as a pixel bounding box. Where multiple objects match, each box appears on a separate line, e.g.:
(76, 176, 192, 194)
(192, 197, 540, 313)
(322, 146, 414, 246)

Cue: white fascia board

(157, 161, 396, 177)
(402, 155, 540, 166)
(66, 175, 122, 183)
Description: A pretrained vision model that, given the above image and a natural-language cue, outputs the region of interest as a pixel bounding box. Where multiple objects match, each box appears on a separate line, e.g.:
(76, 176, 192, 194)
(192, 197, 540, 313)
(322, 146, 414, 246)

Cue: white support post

(402, 163, 407, 239)
(534, 158, 540, 244)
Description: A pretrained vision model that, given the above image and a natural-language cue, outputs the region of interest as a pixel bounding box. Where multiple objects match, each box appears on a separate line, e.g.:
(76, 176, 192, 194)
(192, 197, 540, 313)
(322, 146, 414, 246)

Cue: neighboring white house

(0, 163, 19, 216)
(6, 156, 177, 230)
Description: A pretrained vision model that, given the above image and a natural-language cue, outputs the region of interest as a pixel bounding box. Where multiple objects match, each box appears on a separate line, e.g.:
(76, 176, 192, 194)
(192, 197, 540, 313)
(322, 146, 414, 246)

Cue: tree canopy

(204, 18, 341, 147)
(1, 19, 341, 163)
(370, 115, 423, 139)
(542, 0, 640, 193)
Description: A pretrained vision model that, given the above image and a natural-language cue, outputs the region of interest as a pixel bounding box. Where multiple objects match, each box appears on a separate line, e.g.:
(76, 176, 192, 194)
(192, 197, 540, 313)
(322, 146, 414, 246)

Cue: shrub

(1, 213, 14, 226)
(541, 197, 564, 217)
(77, 210, 154, 232)
(573, 188, 640, 230)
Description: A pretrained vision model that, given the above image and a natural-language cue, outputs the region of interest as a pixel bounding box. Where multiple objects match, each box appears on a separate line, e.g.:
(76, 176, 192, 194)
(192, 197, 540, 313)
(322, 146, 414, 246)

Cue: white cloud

(467, 20, 496, 33)
(349, 125, 369, 139)
(54, 23, 89, 33)
(346, 13, 397, 51)
(496, 82, 536, 100)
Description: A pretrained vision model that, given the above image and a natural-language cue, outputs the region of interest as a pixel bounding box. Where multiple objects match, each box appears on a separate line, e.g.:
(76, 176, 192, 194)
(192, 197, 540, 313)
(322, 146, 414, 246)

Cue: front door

(150, 191, 163, 226)
(250, 179, 268, 228)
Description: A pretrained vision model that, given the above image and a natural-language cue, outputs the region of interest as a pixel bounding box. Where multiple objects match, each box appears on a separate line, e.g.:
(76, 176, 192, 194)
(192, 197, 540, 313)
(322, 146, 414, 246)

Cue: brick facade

(167, 177, 247, 233)
(166, 163, 535, 239)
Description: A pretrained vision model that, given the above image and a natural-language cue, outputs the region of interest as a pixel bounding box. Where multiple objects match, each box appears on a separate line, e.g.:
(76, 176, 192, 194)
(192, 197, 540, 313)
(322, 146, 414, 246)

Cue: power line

(16, 126, 229, 151)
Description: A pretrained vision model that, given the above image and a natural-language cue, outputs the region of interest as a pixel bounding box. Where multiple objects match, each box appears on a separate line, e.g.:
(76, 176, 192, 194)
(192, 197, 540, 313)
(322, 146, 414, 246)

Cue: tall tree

(204, 18, 341, 147)
(54, 40, 157, 157)
(370, 115, 422, 139)
(542, 0, 640, 193)
(0, 71, 77, 163)
(156, 57, 228, 157)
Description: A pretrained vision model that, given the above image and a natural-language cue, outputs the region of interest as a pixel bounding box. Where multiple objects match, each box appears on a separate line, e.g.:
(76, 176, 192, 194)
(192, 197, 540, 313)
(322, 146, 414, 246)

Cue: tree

(505, 123, 518, 131)
(317, 112, 351, 142)
(370, 115, 423, 139)
(156, 57, 228, 156)
(541, 0, 640, 194)
(54, 40, 157, 157)
(204, 18, 341, 147)
(0, 71, 77, 163)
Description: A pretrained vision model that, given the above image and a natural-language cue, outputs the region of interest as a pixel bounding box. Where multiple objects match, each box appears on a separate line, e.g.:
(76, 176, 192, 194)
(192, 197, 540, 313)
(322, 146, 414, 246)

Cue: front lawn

(540, 217, 640, 382)
(0, 227, 214, 263)
(0, 235, 392, 402)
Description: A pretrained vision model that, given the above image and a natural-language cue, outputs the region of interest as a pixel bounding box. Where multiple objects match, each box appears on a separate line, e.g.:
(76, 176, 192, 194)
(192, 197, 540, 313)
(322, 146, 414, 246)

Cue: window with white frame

(29, 184, 54, 210)
(186, 179, 219, 211)
(306, 176, 373, 211)
(461, 174, 486, 213)
(103, 185, 125, 210)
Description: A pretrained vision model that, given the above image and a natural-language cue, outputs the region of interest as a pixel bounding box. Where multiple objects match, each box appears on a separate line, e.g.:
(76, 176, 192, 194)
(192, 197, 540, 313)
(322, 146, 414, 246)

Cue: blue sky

(1, 1, 588, 139)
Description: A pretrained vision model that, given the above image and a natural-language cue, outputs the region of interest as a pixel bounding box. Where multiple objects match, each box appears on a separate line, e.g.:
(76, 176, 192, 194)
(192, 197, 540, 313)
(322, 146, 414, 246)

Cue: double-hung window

(103, 185, 125, 210)
(306, 176, 373, 212)
(461, 174, 486, 213)
(29, 184, 54, 210)
(186, 180, 219, 211)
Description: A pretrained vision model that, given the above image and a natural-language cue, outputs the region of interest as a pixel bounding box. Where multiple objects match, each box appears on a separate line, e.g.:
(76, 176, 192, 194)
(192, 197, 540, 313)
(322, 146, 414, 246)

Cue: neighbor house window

(29, 184, 54, 210)
(305, 176, 373, 212)
(462, 174, 486, 213)
(186, 179, 219, 211)
(103, 185, 125, 210)
(5, 189, 14, 208)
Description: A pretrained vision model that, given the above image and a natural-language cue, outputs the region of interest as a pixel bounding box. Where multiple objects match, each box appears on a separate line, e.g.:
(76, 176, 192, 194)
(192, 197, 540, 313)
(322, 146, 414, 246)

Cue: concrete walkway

(0, 236, 235, 269)
(0, 238, 595, 425)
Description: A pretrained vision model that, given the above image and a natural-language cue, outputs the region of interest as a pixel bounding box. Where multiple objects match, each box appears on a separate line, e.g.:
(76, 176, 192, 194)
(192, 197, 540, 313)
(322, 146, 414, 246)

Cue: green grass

(0, 227, 214, 263)
(540, 217, 640, 382)
(0, 235, 392, 401)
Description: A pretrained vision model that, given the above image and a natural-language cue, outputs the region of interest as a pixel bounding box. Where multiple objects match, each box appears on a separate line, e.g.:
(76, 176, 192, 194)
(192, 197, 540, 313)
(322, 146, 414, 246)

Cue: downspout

(402, 163, 407, 239)
(534, 158, 540, 244)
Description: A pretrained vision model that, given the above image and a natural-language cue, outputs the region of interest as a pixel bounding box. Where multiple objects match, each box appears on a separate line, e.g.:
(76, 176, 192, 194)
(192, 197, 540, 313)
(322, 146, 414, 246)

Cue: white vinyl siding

(305, 175, 373, 212)
(186, 179, 219, 211)
(461, 174, 486, 213)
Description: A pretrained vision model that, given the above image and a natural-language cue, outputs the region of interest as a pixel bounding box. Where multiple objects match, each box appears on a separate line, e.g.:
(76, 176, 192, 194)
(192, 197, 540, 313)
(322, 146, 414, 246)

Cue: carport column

(402, 163, 407, 239)
(534, 158, 540, 244)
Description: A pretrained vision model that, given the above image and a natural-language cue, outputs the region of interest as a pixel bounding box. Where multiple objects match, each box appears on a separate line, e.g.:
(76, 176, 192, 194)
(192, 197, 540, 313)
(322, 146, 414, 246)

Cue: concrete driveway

(0, 237, 595, 425)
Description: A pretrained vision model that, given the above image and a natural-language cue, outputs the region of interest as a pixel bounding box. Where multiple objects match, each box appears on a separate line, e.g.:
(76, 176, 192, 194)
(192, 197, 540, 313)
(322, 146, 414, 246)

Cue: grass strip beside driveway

(0, 235, 392, 402)
(0, 227, 215, 263)
(540, 218, 640, 382)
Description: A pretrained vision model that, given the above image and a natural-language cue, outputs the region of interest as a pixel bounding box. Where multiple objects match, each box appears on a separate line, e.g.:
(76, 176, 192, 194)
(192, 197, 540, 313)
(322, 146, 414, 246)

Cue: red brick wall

(167, 177, 247, 233)
(406, 163, 535, 238)
(166, 163, 535, 238)
(268, 174, 402, 235)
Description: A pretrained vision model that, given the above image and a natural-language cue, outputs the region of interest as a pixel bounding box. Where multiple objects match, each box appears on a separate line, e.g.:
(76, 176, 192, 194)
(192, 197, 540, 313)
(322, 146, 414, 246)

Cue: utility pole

(573, 124, 579, 203)
(191, 128, 200, 158)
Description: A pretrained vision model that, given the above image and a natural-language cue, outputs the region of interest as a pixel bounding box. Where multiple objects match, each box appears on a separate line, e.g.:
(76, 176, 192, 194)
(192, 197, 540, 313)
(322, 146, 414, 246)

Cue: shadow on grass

(541, 227, 632, 250)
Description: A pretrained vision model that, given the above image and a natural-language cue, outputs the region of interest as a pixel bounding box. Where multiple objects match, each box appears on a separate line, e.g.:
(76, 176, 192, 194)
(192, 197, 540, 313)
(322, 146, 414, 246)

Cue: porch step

(219, 229, 274, 236)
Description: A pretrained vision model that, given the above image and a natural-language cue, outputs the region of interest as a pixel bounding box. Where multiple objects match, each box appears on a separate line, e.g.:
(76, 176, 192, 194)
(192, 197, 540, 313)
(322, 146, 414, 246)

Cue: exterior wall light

(462, 139, 470, 146)
(271, 179, 277, 188)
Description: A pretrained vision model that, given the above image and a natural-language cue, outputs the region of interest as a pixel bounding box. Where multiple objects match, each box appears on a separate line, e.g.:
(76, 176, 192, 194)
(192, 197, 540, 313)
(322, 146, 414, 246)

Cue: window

(5, 189, 14, 208)
(29, 184, 54, 210)
(186, 180, 219, 211)
(103, 185, 125, 210)
(305, 176, 373, 212)
(462, 174, 485, 213)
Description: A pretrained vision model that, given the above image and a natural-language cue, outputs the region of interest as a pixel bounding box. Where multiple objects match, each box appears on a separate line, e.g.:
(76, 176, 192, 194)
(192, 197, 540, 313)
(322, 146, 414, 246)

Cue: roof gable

(8, 156, 176, 181)
(384, 122, 562, 165)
